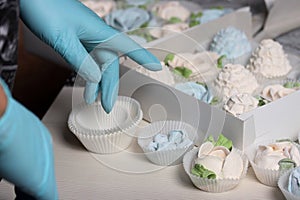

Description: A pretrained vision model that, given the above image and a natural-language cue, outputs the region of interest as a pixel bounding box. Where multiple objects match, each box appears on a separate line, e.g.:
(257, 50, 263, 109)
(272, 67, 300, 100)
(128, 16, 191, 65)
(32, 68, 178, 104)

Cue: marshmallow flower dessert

(254, 141, 300, 170)
(197, 8, 233, 24)
(164, 52, 220, 82)
(213, 64, 259, 99)
(152, 1, 191, 22)
(138, 121, 197, 166)
(105, 7, 150, 32)
(248, 140, 300, 186)
(223, 93, 259, 116)
(209, 26, 251, 60)
(183, 134, 248, 192)
(149, 23, 189, 39)
(247, 39, 292, 79)
(261, 84, 296, 102)
(82, 0, 116, 18)
(135, 62, 175, 86)
(192, 135, 242, 179)
(175, 82, 213, 104)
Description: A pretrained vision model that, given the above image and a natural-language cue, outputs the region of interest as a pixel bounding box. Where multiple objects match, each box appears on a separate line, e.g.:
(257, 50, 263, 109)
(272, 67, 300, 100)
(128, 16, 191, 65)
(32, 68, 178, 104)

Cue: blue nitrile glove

(20, 0, 162, 113)
(0, 79, 58, 200)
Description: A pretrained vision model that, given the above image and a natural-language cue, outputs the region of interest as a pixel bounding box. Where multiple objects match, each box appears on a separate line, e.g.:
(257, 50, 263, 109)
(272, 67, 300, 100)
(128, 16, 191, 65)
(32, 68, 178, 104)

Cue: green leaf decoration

(138, 5, 148, 10)
(284, 81, 300, 88)
(140, 22, 149, 28)
(190, 12, 203, 20)
(174, 66, 192, 78)
(276, 139, 293, 143)
(210, 97, 219, 105)
(211, 6, 224, 10)
(206, 135, 215, 144)
(189, 20, 200, 27)
(215, 134, 232, 150)
(294, 82, 300, 87)
(191, 164, 216, 179)
(168, 17, 182, 24)
(278, 158, 296, 171)
(164, 53, 175, 65)
(217, 55, 226, 68)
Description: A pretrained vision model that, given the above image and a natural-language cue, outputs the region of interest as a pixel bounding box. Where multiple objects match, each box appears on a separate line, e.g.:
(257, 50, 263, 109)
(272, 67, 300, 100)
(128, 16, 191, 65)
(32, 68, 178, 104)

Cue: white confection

(135, 62, 175, 86)
(247, 39, 292, 78)
(261, 84, 296, 101)
(167, 52, 220, 82)
(152, 1, 191, 21)
(254, 141, 300, 170)
(149, 23, 189, 39)
(214, 64, 259, 99)
(223, 93, 259, 116)
(82, 0, 116, 17)
(222, 149, 244, 179)
(195, 141, 243, 179)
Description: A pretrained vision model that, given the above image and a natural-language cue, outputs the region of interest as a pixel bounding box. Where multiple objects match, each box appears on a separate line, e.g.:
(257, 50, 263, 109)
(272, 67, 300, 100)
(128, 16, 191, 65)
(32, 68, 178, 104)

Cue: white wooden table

(0, 87, 286, 199)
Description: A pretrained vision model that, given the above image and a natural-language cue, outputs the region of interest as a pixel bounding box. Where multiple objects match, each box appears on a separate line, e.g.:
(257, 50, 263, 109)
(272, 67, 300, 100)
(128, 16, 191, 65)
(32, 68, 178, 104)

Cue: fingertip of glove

(142, 51, 162, 71)
(143, 62, 162, 71)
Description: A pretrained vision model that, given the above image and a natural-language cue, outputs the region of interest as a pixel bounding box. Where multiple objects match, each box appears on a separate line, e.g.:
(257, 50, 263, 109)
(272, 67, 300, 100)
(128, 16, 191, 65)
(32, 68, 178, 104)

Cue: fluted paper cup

(246, 140, 300, 187)
(183, 148, 248, 193)
(278, 167, 300, 200)
(137, 120, 197, 166)
(68, 96, 143, 154)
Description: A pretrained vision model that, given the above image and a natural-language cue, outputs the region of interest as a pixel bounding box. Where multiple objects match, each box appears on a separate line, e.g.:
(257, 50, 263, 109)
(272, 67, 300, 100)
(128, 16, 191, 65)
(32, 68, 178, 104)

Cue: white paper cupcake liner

(183, 148, 248, 193)
(68, 96, 143, 154)
(246, 139, 300, 187)
(137, 120, 198, 166)
(278, 167, 300, 200)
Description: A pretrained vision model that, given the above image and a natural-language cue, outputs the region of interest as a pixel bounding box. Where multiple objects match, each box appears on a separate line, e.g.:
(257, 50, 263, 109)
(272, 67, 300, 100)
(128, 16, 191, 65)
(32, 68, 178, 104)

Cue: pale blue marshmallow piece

(175, 82, 213, 104)
(168, 130, 184, 145)
(288, 168, 300, 196)
(148, 141, 158, 151)
(209, 26, 251, 59)
(157, 141, 175, 150)
(198, 8, 233, 24)
(126, 0, 154, 6)
(105, 7, 150, 32)
(153, 133, 168, 144)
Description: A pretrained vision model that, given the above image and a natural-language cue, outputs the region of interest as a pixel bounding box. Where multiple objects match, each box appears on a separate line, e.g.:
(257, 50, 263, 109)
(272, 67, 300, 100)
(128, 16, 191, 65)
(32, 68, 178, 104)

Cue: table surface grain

(0, 87, 287, 199)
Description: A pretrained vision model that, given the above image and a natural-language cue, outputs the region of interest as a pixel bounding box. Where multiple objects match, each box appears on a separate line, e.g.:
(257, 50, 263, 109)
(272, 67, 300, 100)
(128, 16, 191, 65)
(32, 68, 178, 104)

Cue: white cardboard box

(119, 9, 300, 150)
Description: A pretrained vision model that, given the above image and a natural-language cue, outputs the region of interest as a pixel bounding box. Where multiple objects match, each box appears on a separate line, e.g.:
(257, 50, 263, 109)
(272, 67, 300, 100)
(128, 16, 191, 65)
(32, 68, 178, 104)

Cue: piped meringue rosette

(209, 26, 252, 65)
(138, 121, 197, 166)
(183, 134, 248, 193)
(247, 39, 292, 81)
(213, 64, 259, 100)
(278, 167, 300, 200)
(247, 140, 300, 187)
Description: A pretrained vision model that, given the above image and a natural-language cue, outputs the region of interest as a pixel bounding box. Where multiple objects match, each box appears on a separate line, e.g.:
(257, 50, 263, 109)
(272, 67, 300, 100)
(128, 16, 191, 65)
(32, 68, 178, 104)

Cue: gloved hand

(0, 79, 58, 200)
(20, 0, 162, 113)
